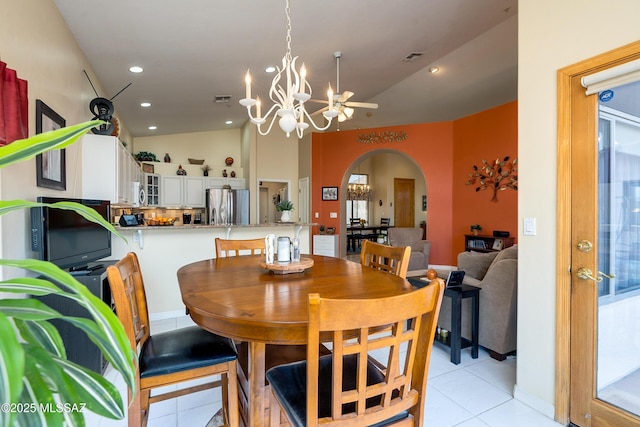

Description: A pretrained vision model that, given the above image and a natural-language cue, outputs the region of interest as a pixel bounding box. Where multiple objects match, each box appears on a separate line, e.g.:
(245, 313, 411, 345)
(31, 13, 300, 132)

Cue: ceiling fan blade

(344, 101, 378, 109)
(337, 91, 354, 103)
(307, 99, 329, 105)
(310, 106, 329, 117)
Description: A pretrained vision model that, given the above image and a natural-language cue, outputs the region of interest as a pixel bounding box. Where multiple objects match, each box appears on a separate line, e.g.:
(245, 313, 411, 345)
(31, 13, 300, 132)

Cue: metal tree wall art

(466, 156, 518, 201)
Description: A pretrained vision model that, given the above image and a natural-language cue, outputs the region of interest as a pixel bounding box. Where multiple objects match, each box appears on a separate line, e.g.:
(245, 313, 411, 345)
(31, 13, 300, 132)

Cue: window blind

(581, 58, 640, 95)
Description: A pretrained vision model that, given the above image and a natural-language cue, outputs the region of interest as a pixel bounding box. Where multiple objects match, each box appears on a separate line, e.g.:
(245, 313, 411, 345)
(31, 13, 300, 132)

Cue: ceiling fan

(310, 51, 378, 123)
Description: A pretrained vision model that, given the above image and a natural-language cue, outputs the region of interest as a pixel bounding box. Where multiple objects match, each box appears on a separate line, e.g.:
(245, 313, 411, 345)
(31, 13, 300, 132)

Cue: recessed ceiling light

(225, 120, 233, 125)
(129, 66, 143, 73)
(148, 125, 157, 130)
(140, 102, 151, 107)
(265, 66, 276, 73)
(429, 67, 440, 74)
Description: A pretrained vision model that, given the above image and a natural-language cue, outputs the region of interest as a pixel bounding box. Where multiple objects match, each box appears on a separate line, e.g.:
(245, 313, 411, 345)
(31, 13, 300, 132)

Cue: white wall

(134, 128, 242, 178)
(517, 0, 640, 416)
(0, 0, 117, 279)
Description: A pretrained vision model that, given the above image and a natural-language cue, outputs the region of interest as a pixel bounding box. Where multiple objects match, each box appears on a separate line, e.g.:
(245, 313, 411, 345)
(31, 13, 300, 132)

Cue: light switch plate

(524, 217, 536, 236)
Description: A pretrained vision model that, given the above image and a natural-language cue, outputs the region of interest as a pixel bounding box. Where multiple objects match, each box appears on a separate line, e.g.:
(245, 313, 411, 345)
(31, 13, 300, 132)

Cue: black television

(31, 197, 112, 271)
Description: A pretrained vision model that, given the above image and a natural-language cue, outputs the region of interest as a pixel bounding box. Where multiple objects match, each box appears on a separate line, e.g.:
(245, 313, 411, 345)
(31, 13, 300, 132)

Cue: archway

(339, 149, 428, 256)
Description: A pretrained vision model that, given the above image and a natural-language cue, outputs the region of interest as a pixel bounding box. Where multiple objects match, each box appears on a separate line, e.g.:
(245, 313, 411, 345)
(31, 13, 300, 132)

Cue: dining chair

(215, 237, 266, 257)
(212, 237, 330, 425)
(266, 279, 445, 427)
(349, 218, 364, 251)
(106, 252, 239, 427)
(379, 217, 391, 241)
(360, 239, 411, 278)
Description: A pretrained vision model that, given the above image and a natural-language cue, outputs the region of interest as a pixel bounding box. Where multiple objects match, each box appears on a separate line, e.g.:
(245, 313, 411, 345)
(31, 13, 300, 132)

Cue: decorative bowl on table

(259, 257, 314, 274)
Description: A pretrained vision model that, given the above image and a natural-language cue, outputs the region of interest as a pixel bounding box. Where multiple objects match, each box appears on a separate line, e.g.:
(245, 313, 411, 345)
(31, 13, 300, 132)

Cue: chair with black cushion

(212, 237, 330, 425)
(266, 279, 445, 427)
(360, 239, 412, 278)
(215, 237, 266, 257)
(106, 252, 239, 427)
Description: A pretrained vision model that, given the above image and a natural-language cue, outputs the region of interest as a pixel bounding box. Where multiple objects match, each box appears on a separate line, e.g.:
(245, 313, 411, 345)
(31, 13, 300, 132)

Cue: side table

(408, 277, 480, 365)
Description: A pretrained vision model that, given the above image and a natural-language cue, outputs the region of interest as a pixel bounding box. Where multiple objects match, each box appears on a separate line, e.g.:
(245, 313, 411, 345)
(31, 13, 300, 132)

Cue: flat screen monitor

(31, 197, 112, 271)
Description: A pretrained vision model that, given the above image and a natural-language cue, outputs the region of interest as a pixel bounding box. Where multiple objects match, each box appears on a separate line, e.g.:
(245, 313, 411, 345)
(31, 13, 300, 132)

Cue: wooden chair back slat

(215, 237, 266, 257)
(360, 239, 411, 278)
(303, 280, 444, 426)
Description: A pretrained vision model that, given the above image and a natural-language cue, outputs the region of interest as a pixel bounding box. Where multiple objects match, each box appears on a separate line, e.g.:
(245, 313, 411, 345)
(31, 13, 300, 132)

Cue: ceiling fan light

(343, 107, 354, 119)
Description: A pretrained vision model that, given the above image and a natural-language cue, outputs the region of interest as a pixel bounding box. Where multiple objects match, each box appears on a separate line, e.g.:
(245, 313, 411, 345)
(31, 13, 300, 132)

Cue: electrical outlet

(330, 212, 337, 218)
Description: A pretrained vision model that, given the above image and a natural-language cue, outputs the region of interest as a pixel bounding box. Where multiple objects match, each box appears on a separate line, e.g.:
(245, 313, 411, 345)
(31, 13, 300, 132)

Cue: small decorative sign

(356, 130, 407, 144)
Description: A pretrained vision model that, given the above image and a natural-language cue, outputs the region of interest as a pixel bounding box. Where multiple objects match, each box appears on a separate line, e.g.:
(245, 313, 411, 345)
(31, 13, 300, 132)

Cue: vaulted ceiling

(52, 0, 518, 137)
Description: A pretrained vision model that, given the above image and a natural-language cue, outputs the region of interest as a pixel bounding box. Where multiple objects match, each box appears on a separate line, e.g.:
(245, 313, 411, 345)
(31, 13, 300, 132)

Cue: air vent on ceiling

(214, 95, 232, 103)
(402, 52, 423, 62)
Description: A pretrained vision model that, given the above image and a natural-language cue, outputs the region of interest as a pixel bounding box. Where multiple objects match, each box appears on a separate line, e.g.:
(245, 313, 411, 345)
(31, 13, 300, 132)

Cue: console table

(408, 277, 480, 364)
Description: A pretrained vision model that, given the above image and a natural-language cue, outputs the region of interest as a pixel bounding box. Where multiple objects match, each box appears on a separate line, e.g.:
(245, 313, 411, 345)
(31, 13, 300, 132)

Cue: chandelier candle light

(239, 0, 337, 138)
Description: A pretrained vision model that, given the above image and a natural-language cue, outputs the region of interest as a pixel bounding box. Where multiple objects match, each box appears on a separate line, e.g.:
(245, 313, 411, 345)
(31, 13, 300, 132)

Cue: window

(346, 174, 369, 225)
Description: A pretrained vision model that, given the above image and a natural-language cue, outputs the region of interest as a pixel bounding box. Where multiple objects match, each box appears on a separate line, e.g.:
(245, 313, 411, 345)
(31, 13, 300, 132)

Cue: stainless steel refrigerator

(206, 188, 250, 225)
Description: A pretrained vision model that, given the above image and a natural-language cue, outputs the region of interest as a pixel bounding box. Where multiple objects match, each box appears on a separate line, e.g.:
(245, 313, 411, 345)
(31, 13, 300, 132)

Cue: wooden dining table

(177, 254, 415, 427)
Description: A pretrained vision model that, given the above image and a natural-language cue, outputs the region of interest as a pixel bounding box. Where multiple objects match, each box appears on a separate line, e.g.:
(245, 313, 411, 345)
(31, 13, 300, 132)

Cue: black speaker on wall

(493, 230, 510, 237)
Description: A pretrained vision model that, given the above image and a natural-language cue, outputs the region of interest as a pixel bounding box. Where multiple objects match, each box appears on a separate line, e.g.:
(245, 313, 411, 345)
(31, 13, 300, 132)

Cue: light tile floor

(86, 316, 564, 427)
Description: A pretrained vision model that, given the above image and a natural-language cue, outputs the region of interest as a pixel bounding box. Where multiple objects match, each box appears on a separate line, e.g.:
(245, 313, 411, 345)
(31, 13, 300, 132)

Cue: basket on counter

(188, 158, 204, 165)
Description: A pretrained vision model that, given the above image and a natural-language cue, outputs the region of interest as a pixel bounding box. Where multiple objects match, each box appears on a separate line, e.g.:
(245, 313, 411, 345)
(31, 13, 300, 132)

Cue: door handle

(576, 267, 615, 282)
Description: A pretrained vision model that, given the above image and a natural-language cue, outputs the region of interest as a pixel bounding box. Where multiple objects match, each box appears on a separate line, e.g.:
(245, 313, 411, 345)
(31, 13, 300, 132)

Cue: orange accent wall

(452, 102, 518, 258)
(311, 101, 517, 265)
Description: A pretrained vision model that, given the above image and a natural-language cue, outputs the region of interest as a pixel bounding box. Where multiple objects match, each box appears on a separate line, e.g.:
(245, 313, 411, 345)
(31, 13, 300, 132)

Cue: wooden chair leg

(226, 363, 240, 427)
(140, 389, 151, 427)
(269, 387, 281, 427)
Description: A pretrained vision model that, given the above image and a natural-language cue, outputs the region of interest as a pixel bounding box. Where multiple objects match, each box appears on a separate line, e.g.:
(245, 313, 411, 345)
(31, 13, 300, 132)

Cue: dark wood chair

(349, 218, 365, 251)
(106, 252, 239, 427)
(360, 239, 411, 278)
(215, 237, 266, 257)
(267, 279, 445, 427)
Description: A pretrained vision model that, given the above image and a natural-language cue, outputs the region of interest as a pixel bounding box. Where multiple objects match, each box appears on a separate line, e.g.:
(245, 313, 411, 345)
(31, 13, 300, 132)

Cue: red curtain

(0, 61, 29, 146)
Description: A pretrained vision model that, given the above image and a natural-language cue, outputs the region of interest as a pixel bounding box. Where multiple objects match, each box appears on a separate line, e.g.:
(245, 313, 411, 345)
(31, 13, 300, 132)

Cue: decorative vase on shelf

(177, 165, 186, 175)
(222, 169, 228, 177)
(203, 171, 208, 176)
(164, 153, 171, 163)
(473, 230, 478, 236)
(280, 210, 291, 222)
(230, 171, 236, 178)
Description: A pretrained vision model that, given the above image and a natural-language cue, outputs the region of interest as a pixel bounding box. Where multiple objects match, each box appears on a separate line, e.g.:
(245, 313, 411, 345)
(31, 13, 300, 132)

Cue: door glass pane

(596, 82, 640, 416)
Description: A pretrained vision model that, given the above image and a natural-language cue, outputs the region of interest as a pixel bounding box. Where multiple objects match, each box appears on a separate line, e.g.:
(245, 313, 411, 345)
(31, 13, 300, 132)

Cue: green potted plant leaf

(470, 224, 482, 235)
(0, 120, 136, 427)
(275, 200, 294, 222)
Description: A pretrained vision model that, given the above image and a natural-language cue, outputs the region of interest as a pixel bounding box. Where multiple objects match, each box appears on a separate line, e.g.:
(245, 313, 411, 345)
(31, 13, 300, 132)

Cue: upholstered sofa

(438, 245, 518, 360)
(387, 227, 430, 271)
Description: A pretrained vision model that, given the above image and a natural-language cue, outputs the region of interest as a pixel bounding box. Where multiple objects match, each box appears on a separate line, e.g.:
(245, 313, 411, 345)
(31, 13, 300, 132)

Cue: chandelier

(239, 0, 337, 138)
(347, 183, 372, 201)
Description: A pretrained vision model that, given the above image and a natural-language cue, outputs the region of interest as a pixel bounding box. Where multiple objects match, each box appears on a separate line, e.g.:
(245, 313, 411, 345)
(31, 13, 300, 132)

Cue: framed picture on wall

(322, 186, 338, 201)
(492, 239, 504, 250)
(35, 100, 66, 190)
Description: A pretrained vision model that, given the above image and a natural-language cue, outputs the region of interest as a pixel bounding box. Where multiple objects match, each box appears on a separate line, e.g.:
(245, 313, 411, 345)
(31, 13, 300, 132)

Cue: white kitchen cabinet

(208, 177, 246, 189)
(313, 234, 339, 258)
(161, 176, 206, 207)
(145, 173, 160, 206)
(82, 134, 141, 205)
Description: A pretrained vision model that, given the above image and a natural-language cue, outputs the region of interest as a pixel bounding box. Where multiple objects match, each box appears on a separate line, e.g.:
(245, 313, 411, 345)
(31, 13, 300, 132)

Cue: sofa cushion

(488, 244, 518, 270)
(457, 251, 498, 280)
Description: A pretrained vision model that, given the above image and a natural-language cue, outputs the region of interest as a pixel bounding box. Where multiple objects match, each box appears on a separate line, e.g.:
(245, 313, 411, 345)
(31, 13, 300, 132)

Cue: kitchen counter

(115, 222, 318, 231)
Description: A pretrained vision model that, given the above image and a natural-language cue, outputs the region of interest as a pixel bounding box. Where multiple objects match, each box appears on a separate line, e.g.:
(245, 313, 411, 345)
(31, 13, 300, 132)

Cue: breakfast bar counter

(109, 223, 315, 316)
